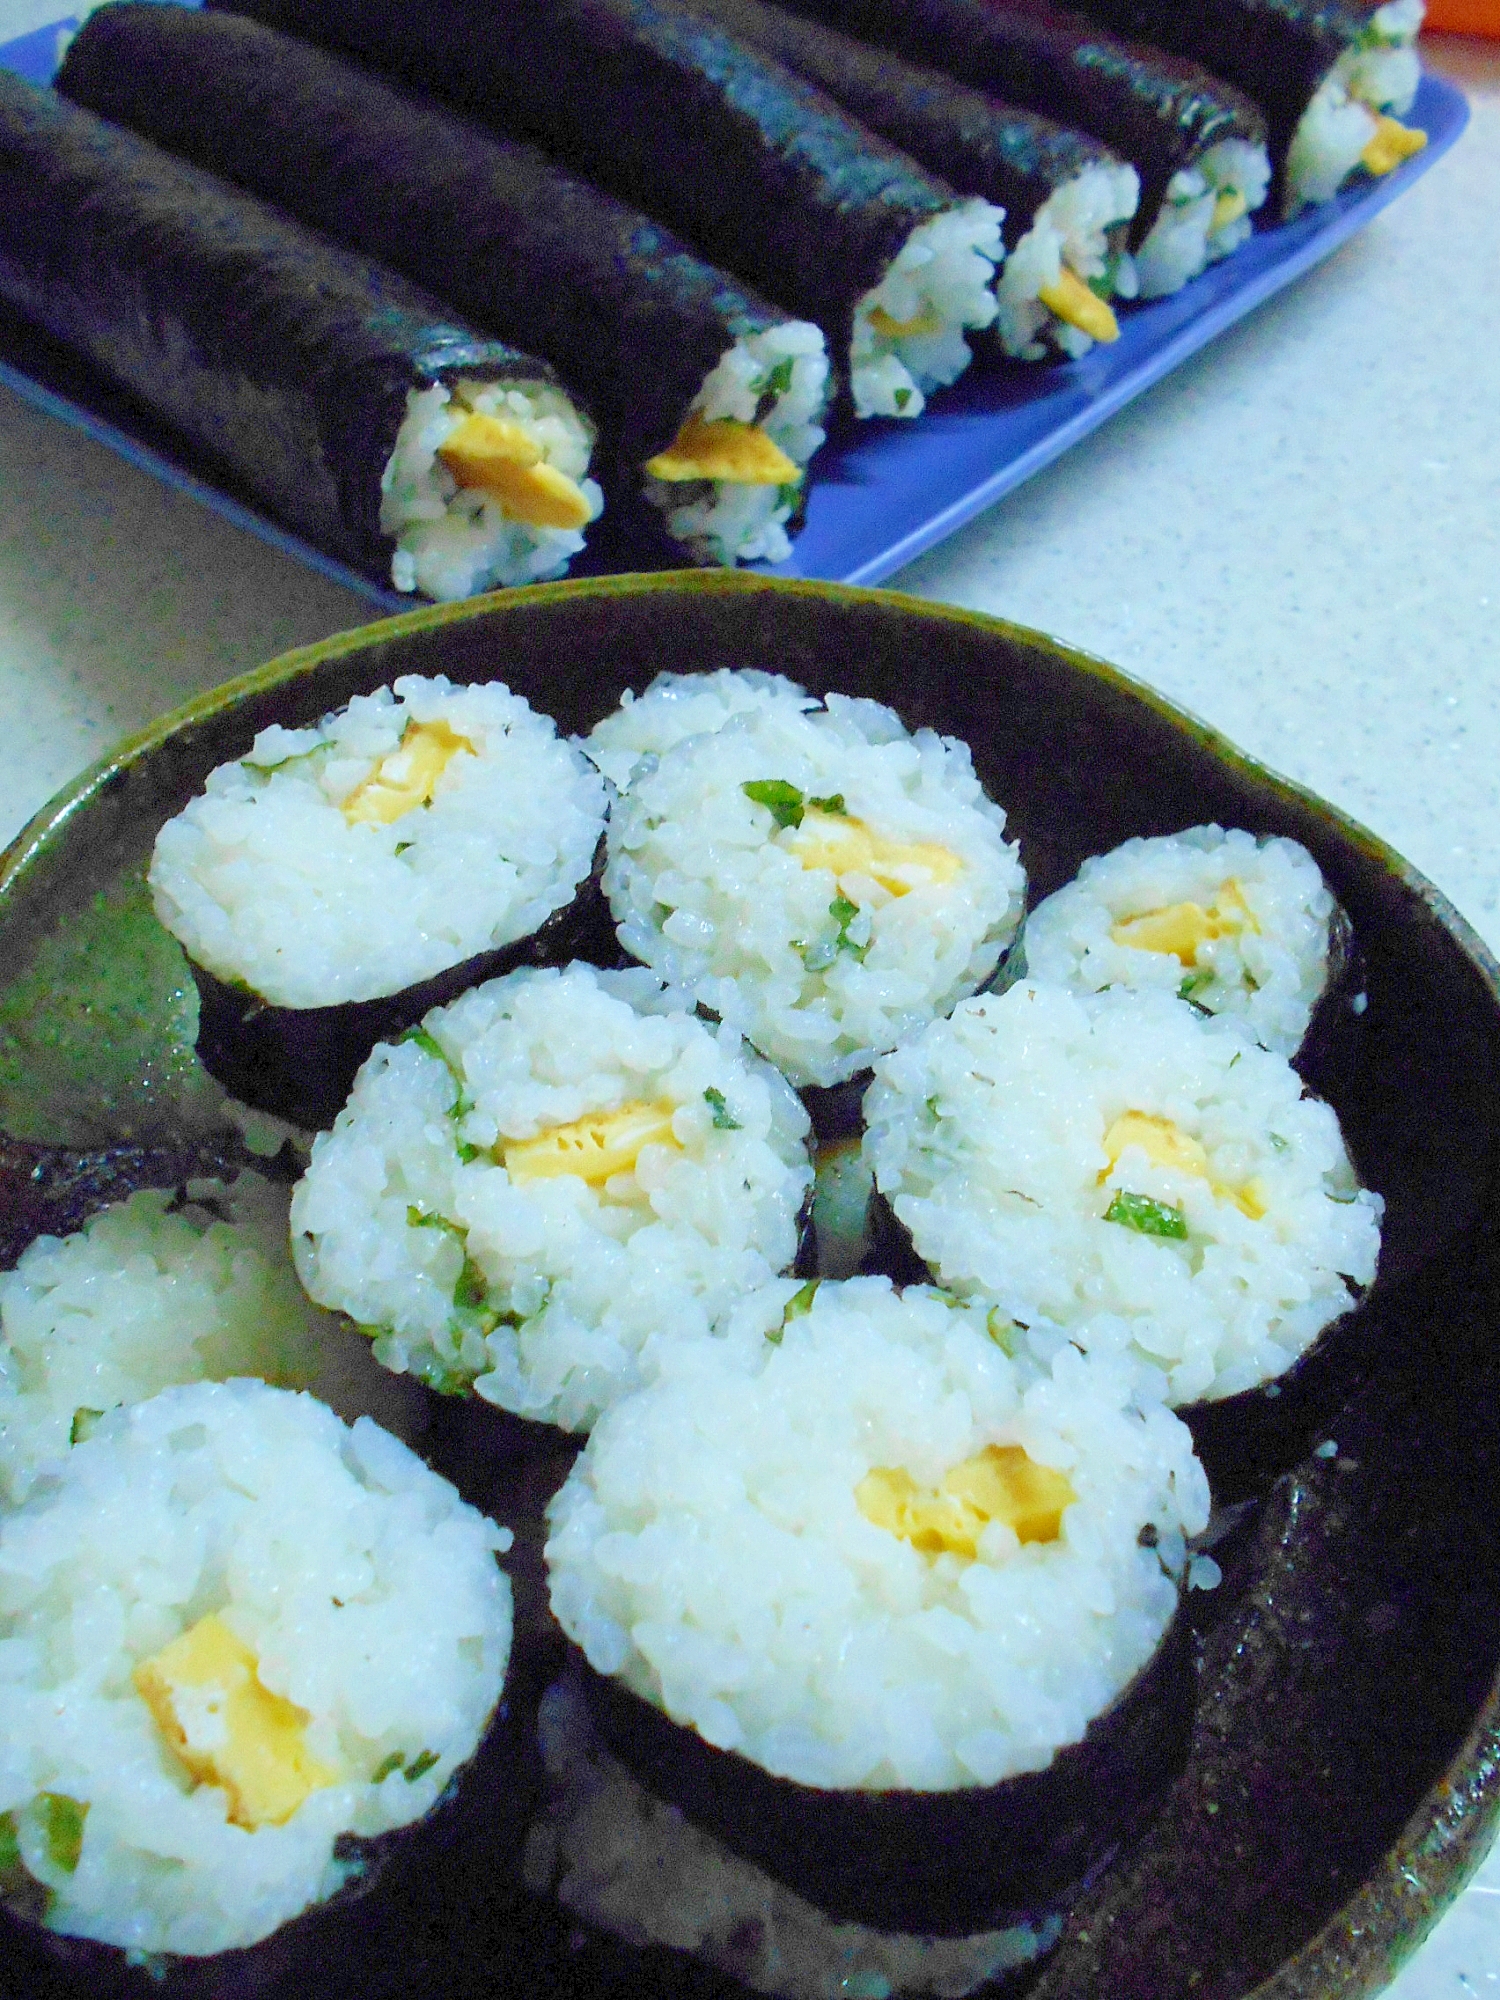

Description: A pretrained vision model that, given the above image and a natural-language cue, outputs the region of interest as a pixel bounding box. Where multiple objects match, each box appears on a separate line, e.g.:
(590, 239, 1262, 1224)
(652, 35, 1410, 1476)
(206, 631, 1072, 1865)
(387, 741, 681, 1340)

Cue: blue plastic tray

(0, 15, 1468, 606)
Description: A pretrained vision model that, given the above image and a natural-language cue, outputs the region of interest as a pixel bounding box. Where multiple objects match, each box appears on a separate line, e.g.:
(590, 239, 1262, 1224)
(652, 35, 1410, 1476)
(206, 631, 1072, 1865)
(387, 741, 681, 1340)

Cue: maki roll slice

(0, 73, 602, 599)
(0, 1379, 512, 1956)
(597, 672, 1026, 1087)
(862, 982, 1383, 1408)
(1022, 825, 1348, 1057)
(148, 675, 609, 1126)
(210, 0, 1005, 419)
(545, 1276, 1207, 1932)
(290, 964, 814, 1431)
(619, 0, 1141, 357)
(763, 0, 1272, 296)
(1035, 0, 1427, 213)
(58, 3, 831, 569)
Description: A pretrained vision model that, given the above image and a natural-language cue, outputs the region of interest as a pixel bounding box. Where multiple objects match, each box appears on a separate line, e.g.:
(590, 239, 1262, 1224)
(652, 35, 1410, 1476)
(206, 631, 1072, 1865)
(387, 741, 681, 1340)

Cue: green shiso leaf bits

(1105, 1190, 1189, 1240)
(743, 778, 806, 829)
(703, 1086, 741, 1129)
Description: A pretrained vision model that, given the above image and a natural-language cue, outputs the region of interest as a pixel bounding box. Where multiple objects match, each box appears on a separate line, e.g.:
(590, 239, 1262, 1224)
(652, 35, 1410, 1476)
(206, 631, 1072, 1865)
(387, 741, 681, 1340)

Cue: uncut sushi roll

(599, 675, 1026, 1086)
(1022, 825, 1346, 1057)
(59, 2, 830, 569)
(863, 982, 1383, 1406)
(545, 1276, 1207, 1931)
(1048, 0, 1427, 213)
(148, 675, 608, 1126)
(0, 1379, 512, 1957)
(0, 73, 602, 599)
(211, 0, 1004, 419)
(290, 963, 813, 1431)
(766, 0, 1271, 297)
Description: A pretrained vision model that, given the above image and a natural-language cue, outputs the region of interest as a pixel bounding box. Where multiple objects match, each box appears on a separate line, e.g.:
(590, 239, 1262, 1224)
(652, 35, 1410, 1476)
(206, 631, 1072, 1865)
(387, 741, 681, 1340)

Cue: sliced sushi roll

(290, 964, 813, 1432)
(148, 675, 608, 1126)
(1022, 825, 1345, 1057)
(529, 1665, 1065, 1997)
(622, 0, 1140, 359)
(1046, 0, 1426, 214)
(59, 3, 830, 571)
(545, 1276, 1207, 1930)
(766, 0, 1270, 297)
(863, 983, 1383, 1407)
(602, 682, 1026, 1086)
(0, 1170, 423, 1508)
(0, 73, 602, 599)
(210, 0, 1004, 419)
(0, 1379, 512, 1957)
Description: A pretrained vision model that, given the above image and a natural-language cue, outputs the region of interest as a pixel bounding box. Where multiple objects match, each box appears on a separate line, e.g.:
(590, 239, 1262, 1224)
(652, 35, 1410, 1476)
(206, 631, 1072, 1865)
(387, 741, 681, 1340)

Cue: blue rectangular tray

(0, 14, 1468, 608)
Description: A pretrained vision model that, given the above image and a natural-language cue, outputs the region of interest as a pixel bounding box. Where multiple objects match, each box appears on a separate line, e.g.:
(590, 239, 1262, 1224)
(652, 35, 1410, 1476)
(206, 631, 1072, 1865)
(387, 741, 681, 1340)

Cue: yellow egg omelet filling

(436, 411, 594, 530)
(133, 1613, 338, 1830)
(1102, 1110, 1266, 1220)
(857, 1444, 1075, 1561)
(644, 414, 801, 486)
(342, 718, 475, 828)
(1035, 264, 1120, 344)
(501, 1100, 681, 1186)
(1360, 114, 1427, 178)
(1108, 877, 1258, 964)
(1210, 187, 1250, 234)
(787, 807, 961, 897)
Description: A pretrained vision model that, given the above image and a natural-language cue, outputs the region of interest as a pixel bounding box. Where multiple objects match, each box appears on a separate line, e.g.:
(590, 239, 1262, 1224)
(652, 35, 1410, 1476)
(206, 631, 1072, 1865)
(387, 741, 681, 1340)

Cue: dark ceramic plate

(3, 573, 1499, 2000)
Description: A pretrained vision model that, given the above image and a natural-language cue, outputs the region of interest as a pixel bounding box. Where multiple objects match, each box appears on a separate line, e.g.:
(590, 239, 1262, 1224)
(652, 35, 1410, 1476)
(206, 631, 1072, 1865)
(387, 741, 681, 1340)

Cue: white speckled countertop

(0, 9, 1498, 1994)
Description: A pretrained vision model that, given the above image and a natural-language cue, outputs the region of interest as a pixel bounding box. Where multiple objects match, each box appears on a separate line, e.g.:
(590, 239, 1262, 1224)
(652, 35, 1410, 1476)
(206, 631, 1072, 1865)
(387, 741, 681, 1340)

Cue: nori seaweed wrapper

(669, 0, 1134, 253)
(578, 1608, 1196, 1934)
(57, 3, 823, 493)
(207, 0, 974, 368)
(0, 70, 578, 586)
(752, 0, 1268, 243)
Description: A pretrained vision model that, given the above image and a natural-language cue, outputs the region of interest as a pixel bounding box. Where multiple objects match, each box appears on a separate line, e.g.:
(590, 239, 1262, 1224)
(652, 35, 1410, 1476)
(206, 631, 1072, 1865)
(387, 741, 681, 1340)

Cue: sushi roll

(545, 1276, 1207, 1930)
(59, 3, 831, 570)
(1022, 825, 1346, 1057)
(290, 963, 813, 1431)
(649, 0, 1141, 357)
(862, 982, 1383, 1406)
(210, 0, 1005, 420)
(0, 1170, 423, 1507)
(599, 677, 1026, 1086)
(1042, 0, 1427, 213)
(764, 0, 1272, 297)
(0, 1379, 512, 1956)
(0, 73, 602, 599)
(148, 675, 609, 1126)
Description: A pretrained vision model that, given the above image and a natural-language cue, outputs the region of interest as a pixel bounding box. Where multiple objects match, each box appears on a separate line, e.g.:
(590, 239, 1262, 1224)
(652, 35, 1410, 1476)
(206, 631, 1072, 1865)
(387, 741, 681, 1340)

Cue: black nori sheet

(578, 1607, 1196, 1935)
(206, 0, 974, 371)
(646, 0, 1134, 253)
(0, 71, 576, 587)
(56, 4, 822, 499)
(753, 0, 1268, 244)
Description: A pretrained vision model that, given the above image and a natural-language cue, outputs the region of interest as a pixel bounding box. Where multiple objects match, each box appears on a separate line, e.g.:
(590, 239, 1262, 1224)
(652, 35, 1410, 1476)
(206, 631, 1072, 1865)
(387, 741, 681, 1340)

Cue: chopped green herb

(1328, 1189, 1359, 1205)
(0, 1811, 22, 1887)
(774, 481, 803, 512)
(401, 1027, 447, 1063)
(394, 841, 414, 856)
(703, 1087, 741, 1130)
(407, 1205, 446, 1230)
(1178, 969, 1215, 1004)
(455, 1139, 482, 1164)
(893, 387, 913, 412)
(765, 356, 797, 398)
(371, 1752, 405, 1784)
(405, 1749, 440, 1783)
(1088, 252, 1122, 300)
(453, 1256, 489, 1313)
(413, 1354, 473, 1396)
(40, 1795, 87, 1875)
(1104, 1191, 1189, 1240)
(807, 793, 847, 815)
(742, 778, 806, 830)
(69, 1408, 103, 1446)
(829, 893, 870, 963)
(767, 1279, 819, 1343)
(986, 1308, 1017, 1356)
(1269, 1133, 1290, 1153)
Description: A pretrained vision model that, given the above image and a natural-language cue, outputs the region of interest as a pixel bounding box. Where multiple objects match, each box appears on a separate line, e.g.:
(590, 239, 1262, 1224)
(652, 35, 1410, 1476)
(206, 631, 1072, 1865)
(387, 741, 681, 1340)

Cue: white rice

(0, 1171, 422, 1508)
(586, 667, 818, 794)
(643, 322, 830, 568)
(525, 1668, 1063, 2000)
(381, 376, 602, 599)
(849, 203, 1003, 419)
(0, 1379, 511, 1956)
(1285, 0, 1424, 214)
(546, 1275, 1207, 1792)
(149, 674, 607, 1009)
(1021, 824, 1337, 1056)
(1133, 140, 1271, 300)
(290, 963, 813, 1432)
(863, 983, 1383, 1406)
(993, 162, 1139, 361)
(603, 687, 1025, 1087)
